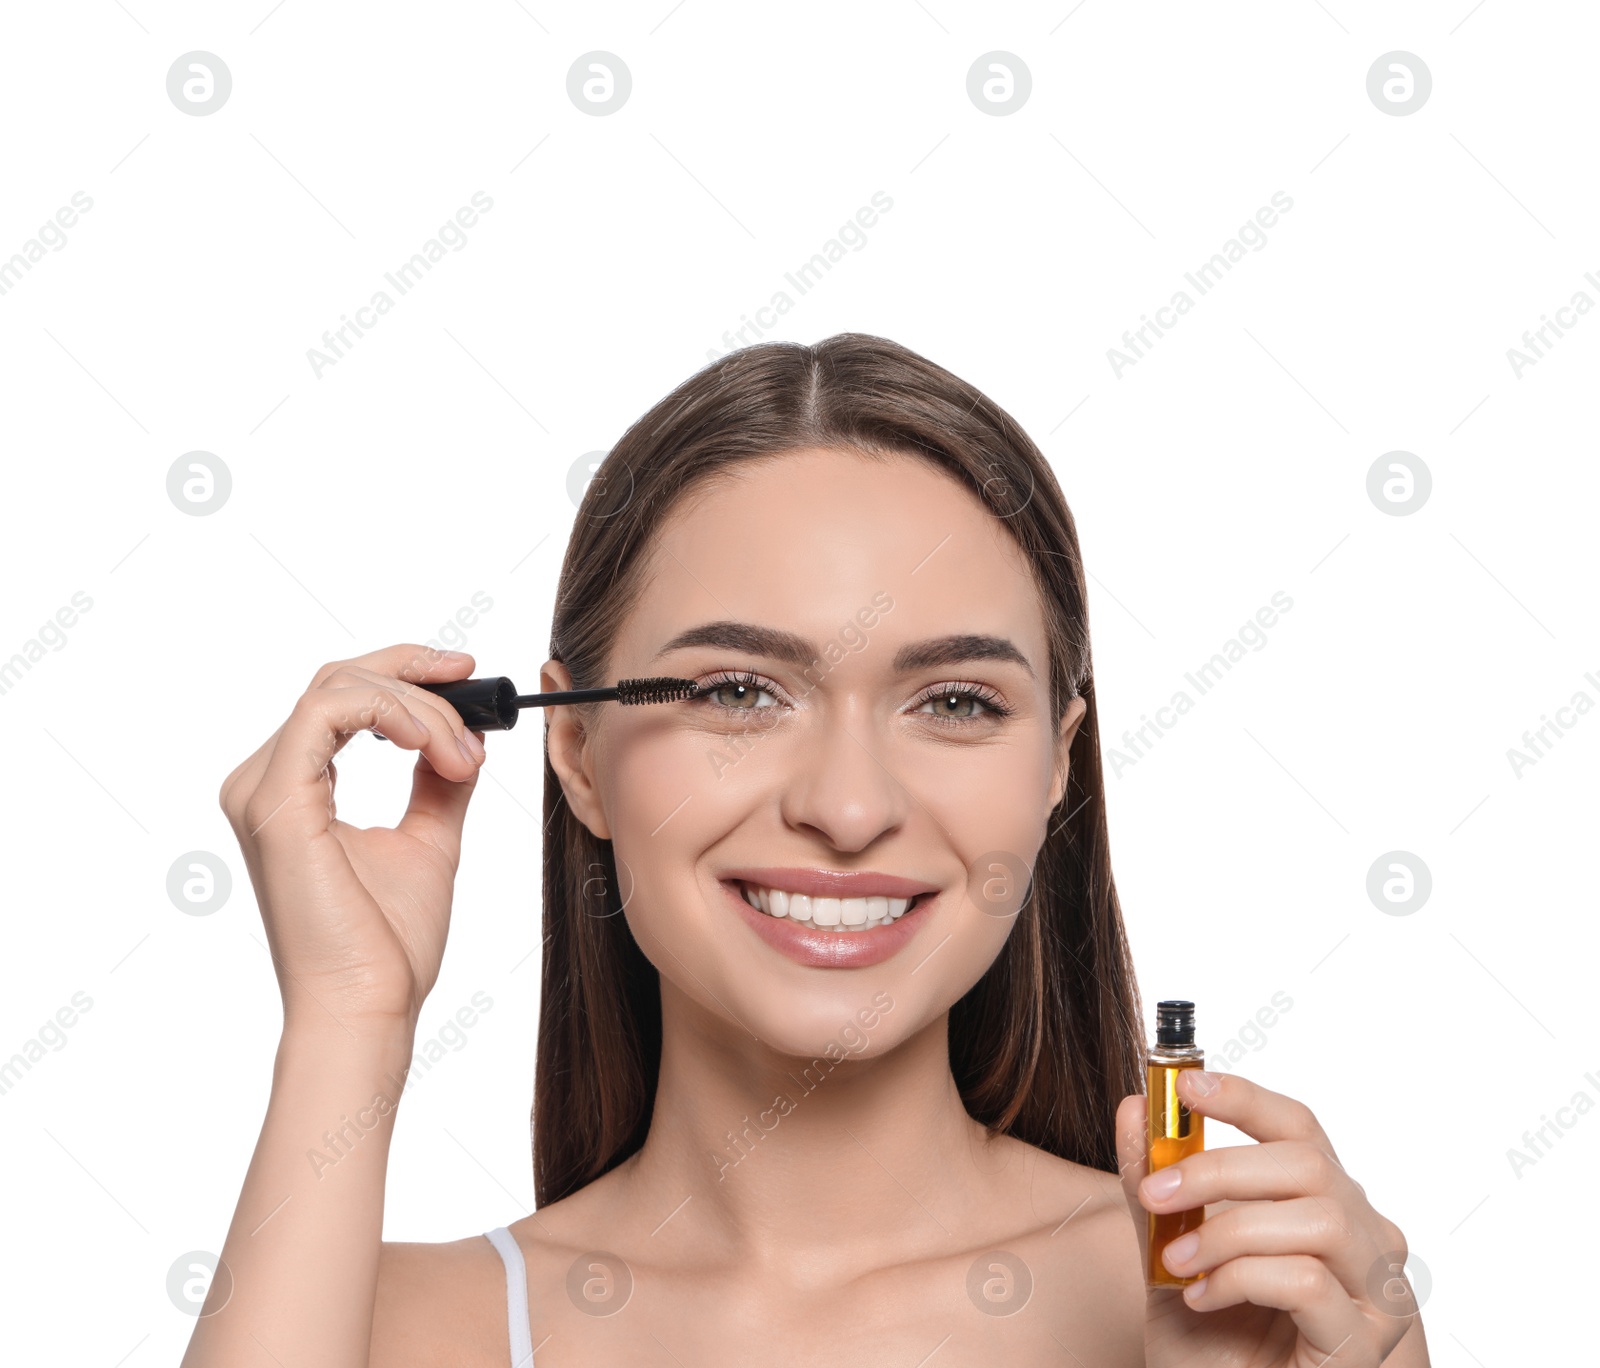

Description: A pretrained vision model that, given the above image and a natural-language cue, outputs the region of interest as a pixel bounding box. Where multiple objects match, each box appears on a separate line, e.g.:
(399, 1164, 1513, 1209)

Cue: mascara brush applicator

(416, 675, 703, 732)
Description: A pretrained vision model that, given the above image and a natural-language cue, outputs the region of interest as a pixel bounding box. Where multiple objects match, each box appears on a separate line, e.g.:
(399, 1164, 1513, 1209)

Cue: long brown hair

(536, 333, 1145, 1206)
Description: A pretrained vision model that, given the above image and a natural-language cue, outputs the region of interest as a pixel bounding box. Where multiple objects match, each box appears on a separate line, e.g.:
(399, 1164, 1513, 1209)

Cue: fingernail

(1183, 1275, 1208, 1301)
(1163, 1231, 1199, 1266)
(456, 735, 480, 765)
(1185, 1069, 1219, 1097)
(1143, 1167, 1182, 1200)
(442, 650, 471, 661)
(407, 711, 430, 736)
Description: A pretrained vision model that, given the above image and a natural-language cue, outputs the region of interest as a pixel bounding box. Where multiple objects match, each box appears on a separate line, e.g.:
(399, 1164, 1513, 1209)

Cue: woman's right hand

(218, 643, 487, 1035)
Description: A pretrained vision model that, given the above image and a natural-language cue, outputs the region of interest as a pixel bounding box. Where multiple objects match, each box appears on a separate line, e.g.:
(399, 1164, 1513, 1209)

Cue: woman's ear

(1047, 694, 1089, 813)
(540, 658, 612, 841)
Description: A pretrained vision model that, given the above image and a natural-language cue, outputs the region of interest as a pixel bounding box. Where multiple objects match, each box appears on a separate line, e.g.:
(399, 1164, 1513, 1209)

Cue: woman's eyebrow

(650, 620, 1036, 680)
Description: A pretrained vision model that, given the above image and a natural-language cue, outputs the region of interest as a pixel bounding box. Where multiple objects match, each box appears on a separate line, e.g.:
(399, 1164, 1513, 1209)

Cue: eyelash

(694, 669, 1013, 727)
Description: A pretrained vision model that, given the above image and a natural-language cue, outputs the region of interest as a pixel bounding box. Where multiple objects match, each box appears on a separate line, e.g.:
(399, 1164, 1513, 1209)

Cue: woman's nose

(774, 715, 915, 852)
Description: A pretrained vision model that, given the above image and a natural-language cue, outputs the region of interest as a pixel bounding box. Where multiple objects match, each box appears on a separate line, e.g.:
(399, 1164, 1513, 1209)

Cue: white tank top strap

(482, 1226, 535, 1367)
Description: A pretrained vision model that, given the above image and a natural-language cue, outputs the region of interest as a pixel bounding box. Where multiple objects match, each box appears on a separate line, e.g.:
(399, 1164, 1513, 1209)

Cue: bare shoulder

(366, 1147, 1144, 1365)
(370, 1231, 507, 1368)
(1016, 1137, 1138, 1257)
(1010, 1139, 1144, 1363)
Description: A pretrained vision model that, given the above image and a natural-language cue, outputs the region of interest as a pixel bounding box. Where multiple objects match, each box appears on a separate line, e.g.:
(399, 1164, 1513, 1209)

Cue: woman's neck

(615, 977, 1022, 1275)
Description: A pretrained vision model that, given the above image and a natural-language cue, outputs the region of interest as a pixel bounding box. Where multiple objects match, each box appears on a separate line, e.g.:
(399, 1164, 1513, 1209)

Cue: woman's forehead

(622, 452, 1048, 668)
(655, 449, 1028, 569)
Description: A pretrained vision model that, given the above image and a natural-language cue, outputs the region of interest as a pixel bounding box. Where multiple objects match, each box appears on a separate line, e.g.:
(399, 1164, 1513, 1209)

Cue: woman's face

(543, 446, 1086, 1058)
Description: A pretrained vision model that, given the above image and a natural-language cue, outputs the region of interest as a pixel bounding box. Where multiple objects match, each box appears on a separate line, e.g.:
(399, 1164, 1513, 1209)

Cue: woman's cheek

(909, 748, 1050, 871)
(605, 716, 731, 822)
(604, 724, 746, 929)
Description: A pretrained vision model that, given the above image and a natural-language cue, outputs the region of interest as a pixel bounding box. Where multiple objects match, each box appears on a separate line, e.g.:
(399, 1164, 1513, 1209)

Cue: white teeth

(739, 883, 917, 932)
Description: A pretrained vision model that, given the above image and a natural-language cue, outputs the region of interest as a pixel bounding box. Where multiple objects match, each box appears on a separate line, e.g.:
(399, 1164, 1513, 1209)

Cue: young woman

(186, 334, 1429, 1366)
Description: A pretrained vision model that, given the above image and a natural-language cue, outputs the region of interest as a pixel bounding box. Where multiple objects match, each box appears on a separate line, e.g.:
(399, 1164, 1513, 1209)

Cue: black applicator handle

(419, 675, 521, 731)
(415, 674, 702, 732)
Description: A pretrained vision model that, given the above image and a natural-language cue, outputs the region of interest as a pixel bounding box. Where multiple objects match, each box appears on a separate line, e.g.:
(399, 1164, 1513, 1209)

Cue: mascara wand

(414, 675, 704, 732)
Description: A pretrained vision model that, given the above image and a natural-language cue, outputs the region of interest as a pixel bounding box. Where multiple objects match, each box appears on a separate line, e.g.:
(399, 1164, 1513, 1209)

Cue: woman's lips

(718, 878, 936, 969)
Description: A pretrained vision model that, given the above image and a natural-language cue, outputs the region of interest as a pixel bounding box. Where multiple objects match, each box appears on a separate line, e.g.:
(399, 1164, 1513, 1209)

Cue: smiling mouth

(730, 879, 930, 934)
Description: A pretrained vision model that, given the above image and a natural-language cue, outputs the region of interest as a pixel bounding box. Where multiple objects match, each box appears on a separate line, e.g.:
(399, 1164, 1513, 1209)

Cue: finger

(325, 664, 483, 759)
(397, 739, 483, 866)
(249, 685, 434, 836)
(319, 665, 486, 778)
(220, 709, 300, 816)
(1114, 1093, 1152, 1275)
(306, 643, 475, 693)
(1182, 1253, 1371, 1359)
(1139, 1137, 1360, 1216)
(1172, 1069, 1340, 1159)
(326, 665, 469, 767)
(223, 649, 475, 826)
(1157, 1194, 1384, 1301)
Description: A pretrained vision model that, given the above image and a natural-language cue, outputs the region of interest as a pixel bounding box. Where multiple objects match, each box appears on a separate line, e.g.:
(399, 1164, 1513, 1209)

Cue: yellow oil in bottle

(1147, 1001, 1205, 1287)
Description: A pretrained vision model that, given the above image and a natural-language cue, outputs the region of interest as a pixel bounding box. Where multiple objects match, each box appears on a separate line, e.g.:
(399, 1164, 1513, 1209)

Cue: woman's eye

(916, 687, 1004, 723)
(921, 691, 981, 720)
(696, 674, 1008, 726)
(700, 675, 777, 712)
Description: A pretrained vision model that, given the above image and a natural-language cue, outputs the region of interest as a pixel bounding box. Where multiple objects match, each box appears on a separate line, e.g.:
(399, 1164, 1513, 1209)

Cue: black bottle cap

(1155, 999, 1196, 1046)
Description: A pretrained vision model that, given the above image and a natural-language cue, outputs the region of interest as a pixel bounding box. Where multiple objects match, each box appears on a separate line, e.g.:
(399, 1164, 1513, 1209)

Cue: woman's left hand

(1116, 1070, 1429, 1367)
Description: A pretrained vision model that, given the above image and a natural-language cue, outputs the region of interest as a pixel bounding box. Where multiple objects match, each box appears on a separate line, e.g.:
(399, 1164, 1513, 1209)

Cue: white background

(0, 2, 1590, 1361)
